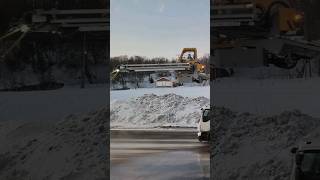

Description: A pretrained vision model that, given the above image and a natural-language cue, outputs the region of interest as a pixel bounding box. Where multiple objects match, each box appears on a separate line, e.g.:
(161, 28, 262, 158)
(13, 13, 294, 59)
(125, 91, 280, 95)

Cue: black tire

(198, 132, 210, 142)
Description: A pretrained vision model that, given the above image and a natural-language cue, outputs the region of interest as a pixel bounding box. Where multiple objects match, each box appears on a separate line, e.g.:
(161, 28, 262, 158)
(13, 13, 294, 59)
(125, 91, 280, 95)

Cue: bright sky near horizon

(110, 0, 210, 59)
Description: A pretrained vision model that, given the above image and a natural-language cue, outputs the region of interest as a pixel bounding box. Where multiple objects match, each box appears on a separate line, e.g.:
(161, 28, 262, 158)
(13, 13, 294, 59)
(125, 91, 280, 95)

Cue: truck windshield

(203, 109, 210, 122)
(300, 150, 320, 179)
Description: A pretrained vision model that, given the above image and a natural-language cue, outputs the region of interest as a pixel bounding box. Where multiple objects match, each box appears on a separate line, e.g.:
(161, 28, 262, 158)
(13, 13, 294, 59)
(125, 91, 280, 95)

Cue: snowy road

(110, 129, 210, 180)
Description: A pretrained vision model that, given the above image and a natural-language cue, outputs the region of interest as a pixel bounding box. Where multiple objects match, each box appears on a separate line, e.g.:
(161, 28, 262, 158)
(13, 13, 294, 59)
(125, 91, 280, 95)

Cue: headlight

(293, 14, 303, 24)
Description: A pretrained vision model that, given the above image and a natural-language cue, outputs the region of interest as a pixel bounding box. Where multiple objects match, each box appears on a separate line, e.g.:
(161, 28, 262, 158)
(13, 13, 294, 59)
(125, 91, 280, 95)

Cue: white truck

(290, 140, 320, 180)
(197, 106, 210, 142)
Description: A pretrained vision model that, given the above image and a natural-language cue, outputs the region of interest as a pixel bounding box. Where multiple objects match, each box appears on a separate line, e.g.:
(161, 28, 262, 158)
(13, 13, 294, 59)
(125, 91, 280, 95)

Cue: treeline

(110, 54, 210, 74)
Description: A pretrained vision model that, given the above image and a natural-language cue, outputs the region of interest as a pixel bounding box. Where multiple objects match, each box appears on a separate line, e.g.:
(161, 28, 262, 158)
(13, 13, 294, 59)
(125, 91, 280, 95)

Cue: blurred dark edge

(0, 0, 110, 179)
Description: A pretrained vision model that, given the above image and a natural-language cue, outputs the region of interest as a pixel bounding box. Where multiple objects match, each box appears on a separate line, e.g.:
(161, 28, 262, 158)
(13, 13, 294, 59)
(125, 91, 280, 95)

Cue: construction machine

(0, 4, 108, 60)
(179, 48, 204, 71)
(178, 48, 208, 82)
(111, 48, 209, 85)
(212, 0, 320, 71)
(212, 0, 304, 37)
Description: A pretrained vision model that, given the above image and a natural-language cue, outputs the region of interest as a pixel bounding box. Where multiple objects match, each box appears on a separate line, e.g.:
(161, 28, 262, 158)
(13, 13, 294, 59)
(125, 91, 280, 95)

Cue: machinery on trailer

(0, 2, 109, 87)
(178, 48, 209, 82)
(290, 141, 320, 180)
(212, 0, 320, 72)
(212, 0, 304, 36)
(111, 48, 209, 85)
(1, 9, 108, 58)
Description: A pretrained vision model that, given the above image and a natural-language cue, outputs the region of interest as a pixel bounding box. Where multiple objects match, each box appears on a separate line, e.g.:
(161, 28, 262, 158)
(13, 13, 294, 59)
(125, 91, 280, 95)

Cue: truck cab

(290, 141, 320, 180)
(197, 107, 210, 142)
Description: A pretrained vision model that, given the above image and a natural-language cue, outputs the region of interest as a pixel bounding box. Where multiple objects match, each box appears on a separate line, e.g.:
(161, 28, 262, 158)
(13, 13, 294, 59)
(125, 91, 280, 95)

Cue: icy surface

(211, 107, 320, 180)
(111, 94, 209, 128)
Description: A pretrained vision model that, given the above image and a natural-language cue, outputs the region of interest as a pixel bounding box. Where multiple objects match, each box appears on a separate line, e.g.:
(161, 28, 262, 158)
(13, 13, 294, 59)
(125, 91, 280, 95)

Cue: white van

(290, 140, 320, 180)
(197, 107, 210, 142)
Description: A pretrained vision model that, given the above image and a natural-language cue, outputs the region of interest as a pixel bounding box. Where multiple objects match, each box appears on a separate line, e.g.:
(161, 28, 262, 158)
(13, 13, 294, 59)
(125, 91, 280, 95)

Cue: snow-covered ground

(0, 106, 108, 180)
(0, 84, 110, 180)
(211, 76, 320, 180)
(0, 84, 209, 179)
(213, 77, 320, 117)
(211, 107, 320, 180)
(0, 85, 108, 122)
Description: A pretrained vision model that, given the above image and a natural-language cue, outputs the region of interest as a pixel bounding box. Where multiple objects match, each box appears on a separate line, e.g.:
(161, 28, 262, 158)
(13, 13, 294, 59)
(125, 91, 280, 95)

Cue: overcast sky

(110, 0, 210, 59)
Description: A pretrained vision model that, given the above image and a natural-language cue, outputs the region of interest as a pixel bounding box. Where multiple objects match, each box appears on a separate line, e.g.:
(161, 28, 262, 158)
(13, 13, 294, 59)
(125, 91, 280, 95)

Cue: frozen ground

(211, 107, 320, 180)
(0, 85, 109, 179)
(213, 77, 320, 117)
(211, 76, 320, 180)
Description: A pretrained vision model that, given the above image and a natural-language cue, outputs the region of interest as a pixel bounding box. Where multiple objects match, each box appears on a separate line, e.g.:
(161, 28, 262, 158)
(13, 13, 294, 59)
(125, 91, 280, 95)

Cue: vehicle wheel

(198, 133, 210, 142)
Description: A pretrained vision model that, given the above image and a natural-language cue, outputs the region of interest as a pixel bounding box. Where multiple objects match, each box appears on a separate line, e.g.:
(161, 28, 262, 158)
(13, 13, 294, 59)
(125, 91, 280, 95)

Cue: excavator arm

(178, 48, 198, 62)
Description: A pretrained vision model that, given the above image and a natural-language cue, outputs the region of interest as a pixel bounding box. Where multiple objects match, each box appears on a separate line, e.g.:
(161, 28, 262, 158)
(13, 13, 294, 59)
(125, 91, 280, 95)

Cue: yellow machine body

(178, 48, 205, 73)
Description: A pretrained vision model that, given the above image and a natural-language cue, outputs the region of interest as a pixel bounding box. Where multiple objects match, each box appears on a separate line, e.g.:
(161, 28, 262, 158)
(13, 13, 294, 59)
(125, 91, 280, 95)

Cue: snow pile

(211, 107, 320, 180)
(111, 86, 210, 101)
(111, 94, 209, 128)
(0, 107, 108, 180)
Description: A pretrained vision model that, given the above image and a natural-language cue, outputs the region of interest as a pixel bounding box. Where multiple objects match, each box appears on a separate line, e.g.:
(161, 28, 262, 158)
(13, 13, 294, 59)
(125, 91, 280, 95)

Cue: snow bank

(111, 94, 209, 128)
(0, 107, 108, 180)
(211, 107, 320, 180)
(111, 85, 210, 101)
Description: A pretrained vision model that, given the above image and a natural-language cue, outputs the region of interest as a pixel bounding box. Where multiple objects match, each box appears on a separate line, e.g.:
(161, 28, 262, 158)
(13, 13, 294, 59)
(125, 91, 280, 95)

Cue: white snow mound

(0, 107, 108, 180)
(111, 93, 209, 128)
(212, 107, 320, 180)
